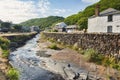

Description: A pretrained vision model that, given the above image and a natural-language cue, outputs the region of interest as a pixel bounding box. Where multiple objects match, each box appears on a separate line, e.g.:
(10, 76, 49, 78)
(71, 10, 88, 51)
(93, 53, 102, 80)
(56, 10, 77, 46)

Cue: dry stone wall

(43, 32, 120, 56)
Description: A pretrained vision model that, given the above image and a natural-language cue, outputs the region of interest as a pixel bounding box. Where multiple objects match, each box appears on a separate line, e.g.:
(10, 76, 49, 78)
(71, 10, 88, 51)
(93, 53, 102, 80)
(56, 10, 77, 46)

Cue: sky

(0, 0, 100, 23)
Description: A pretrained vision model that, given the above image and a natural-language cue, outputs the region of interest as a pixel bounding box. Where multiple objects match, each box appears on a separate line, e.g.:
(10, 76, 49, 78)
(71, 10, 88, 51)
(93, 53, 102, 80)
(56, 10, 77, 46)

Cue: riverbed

(9, 34, 64, 80)
(9, 34, 99, 80)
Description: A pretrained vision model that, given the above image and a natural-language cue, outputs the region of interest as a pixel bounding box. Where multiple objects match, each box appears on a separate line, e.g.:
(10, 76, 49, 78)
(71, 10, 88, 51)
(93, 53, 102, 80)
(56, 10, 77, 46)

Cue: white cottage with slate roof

(88, 6, 120, 33)
(54, 22, 67, 32)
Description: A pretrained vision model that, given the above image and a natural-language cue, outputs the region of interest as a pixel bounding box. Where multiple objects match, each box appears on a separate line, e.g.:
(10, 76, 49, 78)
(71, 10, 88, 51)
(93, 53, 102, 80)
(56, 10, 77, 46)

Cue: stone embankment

(42, 32, 120, 57)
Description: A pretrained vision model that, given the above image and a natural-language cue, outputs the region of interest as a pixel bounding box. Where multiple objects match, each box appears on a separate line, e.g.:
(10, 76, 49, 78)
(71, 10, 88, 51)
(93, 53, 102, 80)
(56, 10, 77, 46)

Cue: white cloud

(37, 0, 50, 17)
(0, 0, 71, 23)
(54, 9, 66, 14)
(82, 0, 100, 3)
(0, 0, 51, 23)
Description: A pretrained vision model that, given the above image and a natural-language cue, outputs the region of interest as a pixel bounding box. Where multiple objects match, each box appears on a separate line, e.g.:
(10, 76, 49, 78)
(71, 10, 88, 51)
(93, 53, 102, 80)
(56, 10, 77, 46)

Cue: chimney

(95, 5, 100, 16)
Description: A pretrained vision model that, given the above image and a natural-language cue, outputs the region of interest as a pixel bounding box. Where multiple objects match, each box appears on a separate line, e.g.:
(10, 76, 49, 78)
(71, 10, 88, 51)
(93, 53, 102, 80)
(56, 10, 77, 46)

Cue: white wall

(88, 14, 120, 33)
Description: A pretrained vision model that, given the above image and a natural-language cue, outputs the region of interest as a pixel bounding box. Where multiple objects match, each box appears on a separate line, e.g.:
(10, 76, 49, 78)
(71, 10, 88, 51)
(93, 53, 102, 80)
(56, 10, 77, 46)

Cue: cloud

(0, 0, 51, 23)
(54, 9, 66, 14)
(37, 0, 50, 17)
(82, 0, 100, 3)
(0, 0, 72, 23)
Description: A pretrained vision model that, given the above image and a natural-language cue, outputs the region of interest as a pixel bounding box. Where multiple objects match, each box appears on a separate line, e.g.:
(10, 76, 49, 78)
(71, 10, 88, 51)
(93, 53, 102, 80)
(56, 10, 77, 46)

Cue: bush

(48, 43, 58, 50)
(72, 43, 79, 51)
(52, 29, 58, 32)
(2, 50, 10, 58)
(84, 49, 104, 65)
(7, 68, 19, 80)
(84, 49, 96, 61)
(112, 64, 120, 70)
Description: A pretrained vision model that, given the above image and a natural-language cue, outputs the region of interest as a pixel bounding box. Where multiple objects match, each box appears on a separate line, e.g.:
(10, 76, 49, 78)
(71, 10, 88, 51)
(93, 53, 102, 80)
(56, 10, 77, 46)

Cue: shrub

(84, 48, 104, 65)
(52, 29, 58, 32)
(72, 43, 79, 51)
(48, 43, 58, 50)
(84, 49, 96, 61)
(0, 37, 10, 50)
(7, 68, 19, 80)
(2, 50, 10, 58)
(112, 64, 120, 70)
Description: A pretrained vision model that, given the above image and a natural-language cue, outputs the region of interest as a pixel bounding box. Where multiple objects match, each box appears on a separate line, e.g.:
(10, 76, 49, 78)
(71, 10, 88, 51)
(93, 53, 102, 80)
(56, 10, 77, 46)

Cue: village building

(54, 22, 67, 32)
(66, 25, 78, 33)
(30, 26, 40, 33)
(88, 6, 120, 33)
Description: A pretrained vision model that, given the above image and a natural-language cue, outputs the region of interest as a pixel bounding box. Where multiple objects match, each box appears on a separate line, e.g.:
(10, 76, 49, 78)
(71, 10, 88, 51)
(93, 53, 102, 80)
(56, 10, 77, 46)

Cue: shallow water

(9, 34, 64, 80)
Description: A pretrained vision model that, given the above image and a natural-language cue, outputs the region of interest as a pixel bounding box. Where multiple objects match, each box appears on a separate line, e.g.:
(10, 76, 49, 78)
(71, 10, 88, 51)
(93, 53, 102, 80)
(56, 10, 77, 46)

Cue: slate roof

(90, 8, 120, 18)
(66, 25, 77, 29)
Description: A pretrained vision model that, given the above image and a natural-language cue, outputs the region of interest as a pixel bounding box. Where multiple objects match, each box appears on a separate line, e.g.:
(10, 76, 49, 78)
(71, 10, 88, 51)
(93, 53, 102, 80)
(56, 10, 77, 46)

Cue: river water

(9, 34, 64, 80)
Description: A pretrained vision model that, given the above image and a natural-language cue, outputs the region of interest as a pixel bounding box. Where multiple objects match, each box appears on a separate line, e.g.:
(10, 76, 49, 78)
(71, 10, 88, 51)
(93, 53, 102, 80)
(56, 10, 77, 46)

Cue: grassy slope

(20, 16, 64, 30)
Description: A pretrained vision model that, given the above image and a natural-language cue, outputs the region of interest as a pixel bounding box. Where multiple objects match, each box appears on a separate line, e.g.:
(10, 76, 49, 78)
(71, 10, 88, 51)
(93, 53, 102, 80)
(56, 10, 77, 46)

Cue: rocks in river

(36, 51, 51, 57)
(68, 63, 71, 68)
(28, 50, 31, 52)
(73, 73, 80, 80)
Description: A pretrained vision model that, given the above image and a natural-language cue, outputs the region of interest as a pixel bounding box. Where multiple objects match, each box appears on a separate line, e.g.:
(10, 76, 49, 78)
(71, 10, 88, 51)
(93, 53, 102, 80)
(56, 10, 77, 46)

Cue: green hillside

(20, 16, 64, 30)
(64, 0, 120, 30)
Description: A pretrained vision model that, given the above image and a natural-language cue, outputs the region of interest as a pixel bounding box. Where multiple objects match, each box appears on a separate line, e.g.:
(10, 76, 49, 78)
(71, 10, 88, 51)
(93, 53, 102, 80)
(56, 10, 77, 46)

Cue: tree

(77, 17, 88, 30)
(12, 24, 22, 32)
(1, 22, 11, 32)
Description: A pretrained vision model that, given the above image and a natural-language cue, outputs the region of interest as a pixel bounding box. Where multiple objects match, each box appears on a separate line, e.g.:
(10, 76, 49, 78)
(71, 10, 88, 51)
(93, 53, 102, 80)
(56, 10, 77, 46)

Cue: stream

(9, 34, 64, 80)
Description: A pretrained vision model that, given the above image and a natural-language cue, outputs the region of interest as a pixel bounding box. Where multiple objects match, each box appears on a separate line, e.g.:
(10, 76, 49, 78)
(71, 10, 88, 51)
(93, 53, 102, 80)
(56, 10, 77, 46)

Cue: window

(107, 26, 112, 33)
(108, 15, 113, 22)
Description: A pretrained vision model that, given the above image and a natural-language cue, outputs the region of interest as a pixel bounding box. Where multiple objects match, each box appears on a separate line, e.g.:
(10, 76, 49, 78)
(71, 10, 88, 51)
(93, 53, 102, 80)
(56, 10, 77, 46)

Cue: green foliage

(77, 17, 88, 30)
(7, 68, 19, 80)
(84, 49, 97, 61)
(20, 16, 64, 30)
(2, 50, 10, 58)
(83, 48, 120, 70)
(51, 29, 58, 32)
(48, 43, 58, 50)
(0, 37, 10, 58)
(112, 63, 120, 70)
(1, 22, 11, 28)
(72, 43, 79, 51)
(12, 24, 22, 32)
(64, 0, 120, 30)
(0, 37, 10, 50)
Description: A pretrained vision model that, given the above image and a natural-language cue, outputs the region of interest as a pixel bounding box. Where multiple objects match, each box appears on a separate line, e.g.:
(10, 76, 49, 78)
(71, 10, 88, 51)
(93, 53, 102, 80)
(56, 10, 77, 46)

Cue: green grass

(2, 50, 10, 58)
(0, 37, 10, 58)
(7, 68, 19, 80)
(83, 48, 120, 70)
(48, 43, 59, 50)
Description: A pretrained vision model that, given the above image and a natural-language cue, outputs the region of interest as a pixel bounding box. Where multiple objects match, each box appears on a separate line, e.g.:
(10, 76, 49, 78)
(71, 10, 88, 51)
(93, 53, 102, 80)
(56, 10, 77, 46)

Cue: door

(107, 26, 112, 33)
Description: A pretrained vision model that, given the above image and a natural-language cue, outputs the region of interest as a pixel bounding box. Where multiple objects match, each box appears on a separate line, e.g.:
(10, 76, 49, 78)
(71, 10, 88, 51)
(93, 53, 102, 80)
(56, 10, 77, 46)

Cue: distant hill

(64, 0, 120, 30)
(20, 16, 64, 30)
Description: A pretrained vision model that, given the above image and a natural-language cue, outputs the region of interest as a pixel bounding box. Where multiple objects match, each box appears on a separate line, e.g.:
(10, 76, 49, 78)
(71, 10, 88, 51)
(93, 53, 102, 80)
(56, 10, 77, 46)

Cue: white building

(66, 25, 78, 33)
(88, 7, 120, 33)
(30, 26, 40, 33)
(54, 22, 67, 32)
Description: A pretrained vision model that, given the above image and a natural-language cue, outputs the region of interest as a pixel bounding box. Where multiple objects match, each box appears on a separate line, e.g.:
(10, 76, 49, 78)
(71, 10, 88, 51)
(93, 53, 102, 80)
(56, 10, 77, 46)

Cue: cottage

(30, 26, 40, 33)
(54, 22, 67, 32)
(88, 6, 120, 33)
(66, 25, 78, 33)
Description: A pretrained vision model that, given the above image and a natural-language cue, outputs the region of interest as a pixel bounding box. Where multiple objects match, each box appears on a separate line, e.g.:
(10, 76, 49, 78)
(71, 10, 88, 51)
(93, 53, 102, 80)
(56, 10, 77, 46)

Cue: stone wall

(4, 33, 37, 51)
(43, 32, 120, 56)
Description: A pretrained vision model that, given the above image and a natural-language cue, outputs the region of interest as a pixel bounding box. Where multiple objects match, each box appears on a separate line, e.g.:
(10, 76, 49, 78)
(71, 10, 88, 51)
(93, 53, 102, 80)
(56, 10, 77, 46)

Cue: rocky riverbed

(8, 34, 120, 80)
(36, 39, 101, 80)
(37, 36, 120, 80)
(9, 34, 64, 80)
